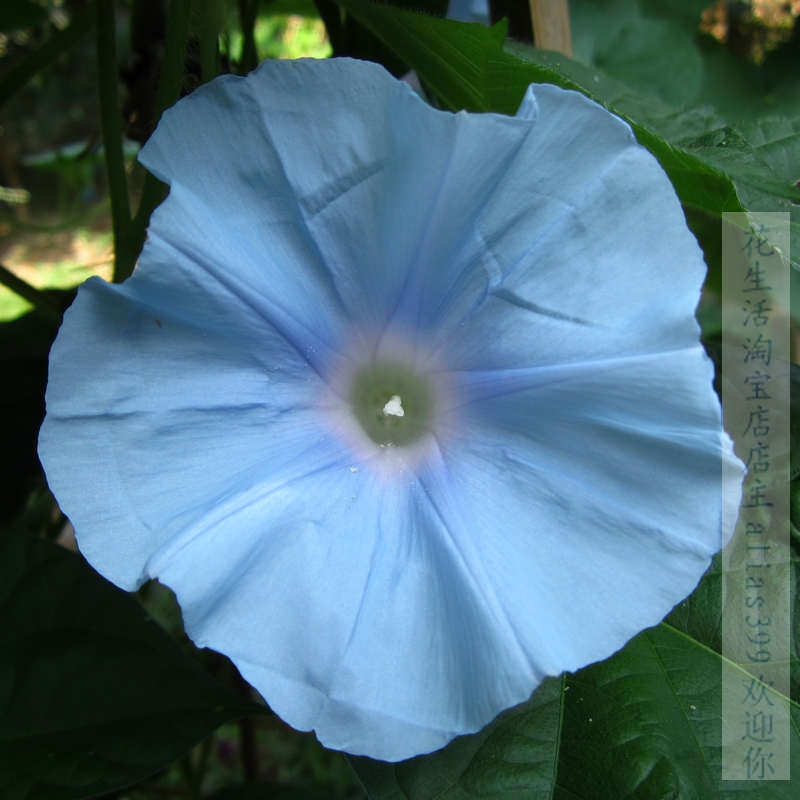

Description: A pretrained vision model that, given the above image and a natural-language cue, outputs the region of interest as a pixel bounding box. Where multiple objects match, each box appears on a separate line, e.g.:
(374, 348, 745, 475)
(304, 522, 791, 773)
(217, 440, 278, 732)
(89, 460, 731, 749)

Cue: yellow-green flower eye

(349, 361, 433, 446)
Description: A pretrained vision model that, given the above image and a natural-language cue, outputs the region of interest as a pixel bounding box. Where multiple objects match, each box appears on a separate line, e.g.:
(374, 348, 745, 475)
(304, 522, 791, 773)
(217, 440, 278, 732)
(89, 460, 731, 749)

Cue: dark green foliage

(0, 307, 69, 522)
(204, 781, 334, 799)
(0, 0, 47, 34)
(0, 530, 263, 800)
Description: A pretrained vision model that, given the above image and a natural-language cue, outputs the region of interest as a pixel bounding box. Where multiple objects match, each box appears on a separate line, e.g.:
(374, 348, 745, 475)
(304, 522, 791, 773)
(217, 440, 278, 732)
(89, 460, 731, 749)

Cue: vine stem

(528, 0, 573, 56)
(238, 0, 260, 75)
(0, 263, 62, 324)
(95, 0, 132, 283)
(124, 0, 195, 282)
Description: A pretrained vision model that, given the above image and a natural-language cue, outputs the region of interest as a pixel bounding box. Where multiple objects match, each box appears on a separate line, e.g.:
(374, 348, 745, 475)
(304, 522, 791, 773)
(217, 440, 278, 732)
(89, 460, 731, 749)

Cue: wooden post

(529, 0, 573, 57)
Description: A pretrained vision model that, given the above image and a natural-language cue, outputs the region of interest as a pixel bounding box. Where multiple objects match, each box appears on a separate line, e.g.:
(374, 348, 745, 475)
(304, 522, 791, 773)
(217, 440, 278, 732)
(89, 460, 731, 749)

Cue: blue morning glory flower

(39, 58, 743, 762)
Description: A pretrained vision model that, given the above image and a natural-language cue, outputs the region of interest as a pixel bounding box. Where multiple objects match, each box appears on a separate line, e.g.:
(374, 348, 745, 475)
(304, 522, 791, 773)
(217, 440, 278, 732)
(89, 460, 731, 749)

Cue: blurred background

(0, 0, 331, 323)
(2, 1, 799, 797)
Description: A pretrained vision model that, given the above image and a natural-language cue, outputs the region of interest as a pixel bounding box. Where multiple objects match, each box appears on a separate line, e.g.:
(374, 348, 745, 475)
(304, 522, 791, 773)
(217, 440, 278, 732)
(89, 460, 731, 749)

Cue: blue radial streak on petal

(442, 346, 713, 410)
(153, 452, 544, 761)
(39, 263, 334, 589)
(145, 183, 351, 385)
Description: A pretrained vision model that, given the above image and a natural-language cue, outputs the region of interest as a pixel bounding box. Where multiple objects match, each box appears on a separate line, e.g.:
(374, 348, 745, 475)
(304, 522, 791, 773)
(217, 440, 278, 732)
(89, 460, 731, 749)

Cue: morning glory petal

(434, 85, 707, 370)
(433, 345, 740, 675)
(138, 58, 559, 346)
(138, 57, 438, 333)
(145, 458, 539, 762)
(39, 244, 336, 590)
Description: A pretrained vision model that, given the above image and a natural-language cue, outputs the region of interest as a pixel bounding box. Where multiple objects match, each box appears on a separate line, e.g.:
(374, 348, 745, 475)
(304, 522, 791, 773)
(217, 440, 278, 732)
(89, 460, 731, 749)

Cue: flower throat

(350, 362, 432, 446)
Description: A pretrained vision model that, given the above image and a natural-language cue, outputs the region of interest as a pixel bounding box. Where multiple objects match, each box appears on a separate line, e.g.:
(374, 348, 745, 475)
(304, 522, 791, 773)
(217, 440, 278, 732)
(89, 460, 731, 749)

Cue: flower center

(350, 362, 432, 446)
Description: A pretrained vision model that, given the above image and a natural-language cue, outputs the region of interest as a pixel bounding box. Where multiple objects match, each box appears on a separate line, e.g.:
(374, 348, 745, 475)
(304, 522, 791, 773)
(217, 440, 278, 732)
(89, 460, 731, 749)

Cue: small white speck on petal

(383, 395, 404, 417)
(349, 467, 358, 473)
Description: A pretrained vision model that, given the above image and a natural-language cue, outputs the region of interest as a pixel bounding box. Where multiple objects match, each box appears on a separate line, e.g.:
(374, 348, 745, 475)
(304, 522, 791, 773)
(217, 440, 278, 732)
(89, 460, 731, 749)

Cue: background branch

(0, 264, 61, 324)
(529, 0, 572, 56)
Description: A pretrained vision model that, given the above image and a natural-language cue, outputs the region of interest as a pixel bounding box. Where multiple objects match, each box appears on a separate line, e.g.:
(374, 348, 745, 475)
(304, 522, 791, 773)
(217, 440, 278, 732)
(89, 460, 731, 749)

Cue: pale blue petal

(39, 251, 338, 590)
(138, 58, 553, 351)
(138, 63, 699, 367)
(433, 346, 743, 674)
(436, 84, 708, 370)
(146, 457, 539, 761)
(137, 57, 428, 336)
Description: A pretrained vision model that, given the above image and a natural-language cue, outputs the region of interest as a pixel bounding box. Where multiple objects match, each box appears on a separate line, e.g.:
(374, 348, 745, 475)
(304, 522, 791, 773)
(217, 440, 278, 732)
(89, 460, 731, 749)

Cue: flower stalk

(96, 0, 194, 282)
(196, 0, 225, 85)
(237, 0, 260, 74)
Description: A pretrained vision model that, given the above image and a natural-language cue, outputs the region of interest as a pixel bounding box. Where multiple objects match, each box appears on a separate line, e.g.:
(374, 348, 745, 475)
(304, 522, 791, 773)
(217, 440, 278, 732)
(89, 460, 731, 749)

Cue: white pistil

(383, 395, 405, 417)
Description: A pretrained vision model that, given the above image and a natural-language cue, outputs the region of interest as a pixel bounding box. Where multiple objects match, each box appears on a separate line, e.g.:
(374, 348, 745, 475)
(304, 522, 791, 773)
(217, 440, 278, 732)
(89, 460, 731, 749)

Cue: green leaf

(793, 363, 800, 479)
(736, 118, 800, 185)
(640, 0, 800, 123)
(789, 364, 800, 528)
(694, 38, 800, 124)
(350, 554, 799, 799)
(571, 0, 703, 107)
(579, 1, 800, 123)
(0, 0, 47, 33)
(0, 531, 264, 800)
(639, 0, 709, 32)
(732, 118, 800, 270)
(333, 1, 800, 265)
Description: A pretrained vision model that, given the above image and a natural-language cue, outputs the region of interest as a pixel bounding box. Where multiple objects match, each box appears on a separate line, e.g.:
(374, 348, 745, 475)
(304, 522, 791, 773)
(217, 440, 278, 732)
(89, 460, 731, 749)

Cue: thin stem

(194, 735, 213, 792)
(153, 0, 194, 126)
(0, 263, 62, 324)
(238, 0, 259, 74)
(239, 716, 259, 781)
(234, 669, 259, 781)
(0, 2, 96, 113)
(312, 0, 345, 54)
(529, 0, 572, 56)
(178, 753, 195, 793)
(96, 0, 132, 284)
(178, 734, 214, 800)
(198, 31, 218, 85)
(124, 0, 194, 281)
(178, 736, 213, 799)
(197, 0, 221, 85)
